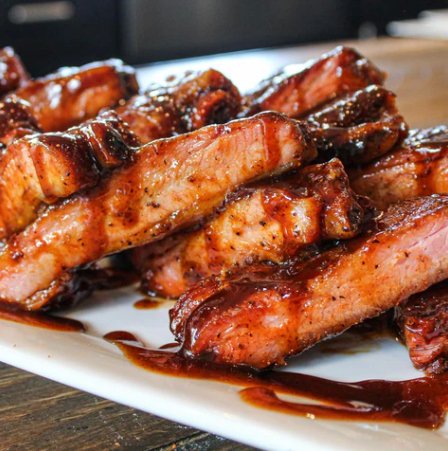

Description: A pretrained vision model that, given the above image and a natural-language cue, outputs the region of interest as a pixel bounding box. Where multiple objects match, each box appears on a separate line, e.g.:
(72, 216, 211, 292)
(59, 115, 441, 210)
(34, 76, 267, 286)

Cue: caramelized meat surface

(0, 47, 29, 97)
(6, 59, 138, 131)
(133, 159, 366, 298)
(307, 85, 399, 128)
(115, 69, 241, 144)
(0, 97, 40, 147)
(350, 126, 448, 209)
(0, 112, 316, 309)
(244, 46, 384, 118)
(0, 112, 139, 238)
(172, 196, 448, 368)
(396, 281, 448, 374)
(0, 69, 240, 240)
(308, 85, 408, 165)
(311, 116, 407, 165)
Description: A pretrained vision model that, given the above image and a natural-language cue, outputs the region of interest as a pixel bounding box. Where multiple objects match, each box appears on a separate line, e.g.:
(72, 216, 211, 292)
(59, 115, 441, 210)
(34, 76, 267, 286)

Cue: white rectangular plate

(1, 285, 447, 451)
(1, 46, 448, 450)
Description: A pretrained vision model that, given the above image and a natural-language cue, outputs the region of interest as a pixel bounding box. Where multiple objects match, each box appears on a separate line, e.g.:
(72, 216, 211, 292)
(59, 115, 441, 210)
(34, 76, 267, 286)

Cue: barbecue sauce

(104, 330, 141, 343)
(0, 302, 85, 332)
(159, 342, 179, 349)
(318, 315, 397, 355)
(105, 331, 448, 429)
(133, 298, 165, 309)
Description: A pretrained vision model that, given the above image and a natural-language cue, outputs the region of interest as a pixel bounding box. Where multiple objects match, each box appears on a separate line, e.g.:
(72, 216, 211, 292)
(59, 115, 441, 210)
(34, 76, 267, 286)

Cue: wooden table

(1, 38, 448, 450)
(0, 362, 246, 450)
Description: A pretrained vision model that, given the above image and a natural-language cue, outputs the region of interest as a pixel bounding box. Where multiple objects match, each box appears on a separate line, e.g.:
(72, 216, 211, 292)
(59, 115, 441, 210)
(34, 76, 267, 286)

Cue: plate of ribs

(0, 44, 448, 450)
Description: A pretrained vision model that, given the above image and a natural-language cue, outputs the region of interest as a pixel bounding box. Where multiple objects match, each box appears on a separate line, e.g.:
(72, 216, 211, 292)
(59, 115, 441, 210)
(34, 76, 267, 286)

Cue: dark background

(1, 0, 447, 75)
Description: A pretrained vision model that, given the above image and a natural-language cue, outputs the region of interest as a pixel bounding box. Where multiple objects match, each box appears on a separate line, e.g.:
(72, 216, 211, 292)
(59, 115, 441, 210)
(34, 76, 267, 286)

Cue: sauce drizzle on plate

(0, 302, 85, 332)
(105, 330, 448, 429)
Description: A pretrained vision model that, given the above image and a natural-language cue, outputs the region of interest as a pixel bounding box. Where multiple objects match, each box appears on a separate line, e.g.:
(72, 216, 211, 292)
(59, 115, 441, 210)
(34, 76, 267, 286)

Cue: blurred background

(1, 0, 448, 75)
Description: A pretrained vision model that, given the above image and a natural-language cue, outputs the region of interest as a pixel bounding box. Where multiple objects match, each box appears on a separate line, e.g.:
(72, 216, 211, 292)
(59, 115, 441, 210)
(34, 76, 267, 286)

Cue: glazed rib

(5, 59, 138, 131)
(132, 85, 405, 297)
(0, 47, 29, 97)
(115, 69, 242, 143)
(0, 97, 40, 147)
(0, 112, 316, 309)
(0, 69, 241, 240)
(244, 46, 385, 118)
(307, 85, 400, 128)
(172, 196, 448, 368)
(311, 115, 407, 165)
(133, 158, 366, 298)
(396, 281, 448, 375)
(0, 112, 139, 238)
(350, 126, 448, 209)
(307, 85, 408, 165)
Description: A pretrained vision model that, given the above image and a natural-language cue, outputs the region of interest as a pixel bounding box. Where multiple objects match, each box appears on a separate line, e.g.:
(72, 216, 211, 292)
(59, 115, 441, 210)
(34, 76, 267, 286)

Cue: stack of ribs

(1, 46, 448, 374)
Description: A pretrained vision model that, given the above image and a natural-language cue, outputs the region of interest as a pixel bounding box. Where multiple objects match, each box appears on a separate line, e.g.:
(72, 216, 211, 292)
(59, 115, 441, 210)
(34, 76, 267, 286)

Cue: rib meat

(307, 85, 400, 128)
(115, 69, 241, 143)
(310, 115, 407, 165)
(5, 59, 138, 131)
(0, 112, 139, 238)
(133, 158, 367, 298)
(0, 47, 29, 97)
(171, 196, 448, 368)
(396, 281, 448, 374)
(0, 69, 241, 240)
(0, 112, 316, 309)
(306, 85, 408, 165)
(350, 126, 448, 209)
(130, 86, 405, 297)
(244, 46, 385, 118)
(0, 97, 40, 147)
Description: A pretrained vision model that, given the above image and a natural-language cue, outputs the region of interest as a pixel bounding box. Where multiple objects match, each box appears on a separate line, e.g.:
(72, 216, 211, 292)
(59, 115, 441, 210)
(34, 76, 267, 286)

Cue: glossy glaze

(0, 47, 29, 97)
(0, 97, 40, 147)
(134, 158, 365, 298)
(172, 196, 448, 368)
(7, 59, 138, 131)
(0, 112, 316, 309)
(0, 111, 139, 239)
(0, 301, 84, 332)
(116, 69, 242, 144)
(105, 331, 448, 430)
(350, 126, 448, 210)
(397, 280, 448, 374)
(134, 298, 164, 309)
(308, 85, 397, 128)
(244, 46, 384, 118)
(0, 69, 241, 243)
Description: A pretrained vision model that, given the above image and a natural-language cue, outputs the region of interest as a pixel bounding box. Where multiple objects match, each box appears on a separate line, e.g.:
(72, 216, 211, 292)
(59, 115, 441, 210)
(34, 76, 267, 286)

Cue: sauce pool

(159, 342, 179, 350)
(105, 331, 448, 429)
(0, 302, 85, 332)
(133, 298, 164, 310)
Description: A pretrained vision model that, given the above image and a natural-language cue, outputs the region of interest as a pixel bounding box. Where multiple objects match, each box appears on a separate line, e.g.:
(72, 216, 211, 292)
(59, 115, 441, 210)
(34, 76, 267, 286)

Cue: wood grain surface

(0, 362, 250, 450)
(1, 37, 448, 450)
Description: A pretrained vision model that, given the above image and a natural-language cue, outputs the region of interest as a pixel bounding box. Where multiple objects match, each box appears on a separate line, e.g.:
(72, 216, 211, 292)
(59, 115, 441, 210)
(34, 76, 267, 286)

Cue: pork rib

(0, 69, 241, 240)
(133, 158, 366, 298)
(244, 46, 385, 118)
(350, 126, 448, 209)
(115, 69, 242, 144)
(0, 112, 316, 309)
(172, 196, 448, 368)
(0, 47, 29, 97)
(311, 115, 407, 165)
(396, 281, 448, 375)
(307, 85, 399, 128)
(0, 112, 139, 239)
(5, 59, 138, 131)
(0, 97, 40, 147)
(307, 85, 408, 165)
